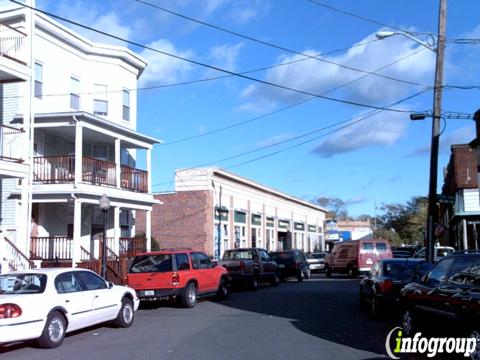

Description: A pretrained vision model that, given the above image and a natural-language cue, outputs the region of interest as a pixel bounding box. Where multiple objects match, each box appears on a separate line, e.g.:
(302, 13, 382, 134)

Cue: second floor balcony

(33, 155, 148, 193)
(0, 23, 26, 65)
(0, 123, 25, 163)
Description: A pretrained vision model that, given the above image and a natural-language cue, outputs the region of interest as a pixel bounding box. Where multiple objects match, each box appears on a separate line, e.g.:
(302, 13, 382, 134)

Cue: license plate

(278, 264, 285, 268)
(143, 290, 154, 296)
(366, 259, 373, 265)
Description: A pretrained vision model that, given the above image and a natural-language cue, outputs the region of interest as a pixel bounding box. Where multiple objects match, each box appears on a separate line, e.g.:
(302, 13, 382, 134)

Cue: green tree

(315, 196, 348, 219)
(377, 196, 427, 245)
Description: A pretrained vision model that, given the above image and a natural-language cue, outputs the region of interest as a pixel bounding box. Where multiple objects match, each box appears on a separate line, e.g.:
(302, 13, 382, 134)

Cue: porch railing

(30, 236, 73, 260)
(33, 156, 148, 192)
(0, 124, 25, 163)
(121, 165, 148, 193)
(4, 236, 34, 271)
(119, 237, 146, 258)
(83, 157, 116, 186)
(0, 23, 27, 65)
(33, 156, 74, 183)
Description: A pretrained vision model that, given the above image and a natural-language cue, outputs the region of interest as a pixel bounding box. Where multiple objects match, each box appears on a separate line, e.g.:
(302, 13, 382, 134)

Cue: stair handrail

(4, 236, 35, 269)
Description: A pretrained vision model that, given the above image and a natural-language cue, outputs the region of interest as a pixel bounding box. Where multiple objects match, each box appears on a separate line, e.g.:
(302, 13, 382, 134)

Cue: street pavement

(0, 274, 403, 360)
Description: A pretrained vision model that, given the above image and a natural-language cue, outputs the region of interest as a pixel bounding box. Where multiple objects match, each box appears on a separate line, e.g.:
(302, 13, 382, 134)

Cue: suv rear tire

(216, 277, 228, 300)
(325, 265, 331, 277)
(402, 308, 416, 336)
(180, 282, 197, 308)
(249, 274, 259, 291)
(270, 272, 280, 286)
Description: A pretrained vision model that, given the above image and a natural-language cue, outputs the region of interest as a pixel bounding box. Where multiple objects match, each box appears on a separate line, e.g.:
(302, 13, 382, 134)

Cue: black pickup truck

(219, 248, 280, 290)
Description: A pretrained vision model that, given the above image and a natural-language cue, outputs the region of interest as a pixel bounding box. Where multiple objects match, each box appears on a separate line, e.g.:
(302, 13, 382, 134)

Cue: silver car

(307, 252, 327, 272)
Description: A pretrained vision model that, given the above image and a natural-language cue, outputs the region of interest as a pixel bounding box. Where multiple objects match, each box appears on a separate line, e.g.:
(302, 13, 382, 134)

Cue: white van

(413, 246, 455, 261)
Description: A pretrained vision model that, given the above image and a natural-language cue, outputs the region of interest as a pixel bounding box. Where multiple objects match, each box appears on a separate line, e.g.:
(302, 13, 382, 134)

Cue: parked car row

(358, 251, 480, 358)
(1, 247, 316, 349)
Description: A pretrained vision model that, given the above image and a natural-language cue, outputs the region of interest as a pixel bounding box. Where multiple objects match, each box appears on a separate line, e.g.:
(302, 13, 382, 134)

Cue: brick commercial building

(137, 168, 327, 258)
(440, 143, 479, 250)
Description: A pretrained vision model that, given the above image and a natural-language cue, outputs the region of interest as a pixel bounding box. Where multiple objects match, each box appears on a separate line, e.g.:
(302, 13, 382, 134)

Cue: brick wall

(136, 191, 214, 256)
(443, 144, 477, 194)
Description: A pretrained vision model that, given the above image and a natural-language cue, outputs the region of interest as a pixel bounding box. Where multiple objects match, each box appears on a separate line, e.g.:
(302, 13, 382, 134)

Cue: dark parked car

(400, 251, 480, 342)
(359, 259, 431, 317)
(307, 252, 327, 272)
(270, 249, 310, 281)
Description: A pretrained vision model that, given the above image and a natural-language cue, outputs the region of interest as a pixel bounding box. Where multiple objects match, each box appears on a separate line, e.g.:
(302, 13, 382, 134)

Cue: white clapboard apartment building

(0, 2, 159, 276)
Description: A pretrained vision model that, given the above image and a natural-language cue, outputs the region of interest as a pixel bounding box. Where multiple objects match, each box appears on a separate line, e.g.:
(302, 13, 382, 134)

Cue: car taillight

(0, 303, 22, 319)
(240, 261, 245, 271)
(379, 279, 393, 294)
(172, 272, 180, 286)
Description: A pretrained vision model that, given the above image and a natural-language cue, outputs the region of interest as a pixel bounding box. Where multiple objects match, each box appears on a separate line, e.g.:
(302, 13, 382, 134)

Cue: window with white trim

(70, 76, 80, 110)
(122, 89, 130, 121)
(93, 84, 108, 116)
(34, 62, 43, 99)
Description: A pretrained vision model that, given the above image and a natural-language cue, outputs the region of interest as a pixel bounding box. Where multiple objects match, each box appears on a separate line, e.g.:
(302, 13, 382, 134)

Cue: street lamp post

(99, 195, 110, 278)
(375, 0, 447, 264)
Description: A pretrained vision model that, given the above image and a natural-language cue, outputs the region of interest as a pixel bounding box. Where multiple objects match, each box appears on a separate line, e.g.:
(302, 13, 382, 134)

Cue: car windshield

(382, 262, 416, 281)
(308, 253, 326, 259)
(223, 250, 255, 260)
(129, 254, 173, 273)
(0, 273, 47, 294)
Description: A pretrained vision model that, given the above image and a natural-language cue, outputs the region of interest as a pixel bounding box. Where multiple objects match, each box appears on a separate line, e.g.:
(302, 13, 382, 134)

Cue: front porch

(33, 155, 148, 193)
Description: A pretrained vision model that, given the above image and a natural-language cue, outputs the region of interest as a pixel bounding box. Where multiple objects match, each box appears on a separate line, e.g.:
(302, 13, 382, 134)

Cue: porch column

(74, 123, 83, 187)
(462, 219, 468, 250)
(72, 199, 82, 267)
(146, 148, 152, 193)
(146, 210, 152, 252)
(114, 206, 120, 255)
(20, 177, 30, 254)
(115, 138, 121, 188)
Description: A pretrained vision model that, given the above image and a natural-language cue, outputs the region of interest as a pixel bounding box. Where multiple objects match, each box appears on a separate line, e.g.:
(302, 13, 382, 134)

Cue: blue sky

(36, 0, 480, 216)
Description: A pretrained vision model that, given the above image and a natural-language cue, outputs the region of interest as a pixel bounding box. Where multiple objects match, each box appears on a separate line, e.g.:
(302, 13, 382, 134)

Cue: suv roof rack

(453, 250, 480, 255)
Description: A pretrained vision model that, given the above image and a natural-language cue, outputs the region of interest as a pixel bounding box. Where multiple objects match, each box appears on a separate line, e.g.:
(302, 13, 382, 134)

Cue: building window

(34, 62, 43, 99)
(93, 84, 108, 116)
(122, 89, 130, 121)
(70, 76, 80, 110)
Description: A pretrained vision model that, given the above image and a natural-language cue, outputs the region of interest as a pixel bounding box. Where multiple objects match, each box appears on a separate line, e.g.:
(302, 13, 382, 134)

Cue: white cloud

(406, 125, 475, 157)
(239, 32, 435, 112)
(311, 111, 408, 157)
(139, 39, 195, 85)
(207, 43, 244, 71)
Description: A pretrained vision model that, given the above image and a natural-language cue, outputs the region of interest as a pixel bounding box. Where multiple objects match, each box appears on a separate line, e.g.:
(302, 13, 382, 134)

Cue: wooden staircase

(3, 236, 34, 271)
(77, 244, 128, 284)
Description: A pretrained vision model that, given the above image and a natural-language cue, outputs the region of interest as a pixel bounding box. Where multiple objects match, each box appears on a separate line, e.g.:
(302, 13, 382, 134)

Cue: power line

(2, 38, 383, 100)
(13, 1, 417, 114)
(152, 89, 429, 188)
(159, 47, 428, 147)
(307, 0, 432, 36)
(135, 0, 425, 88)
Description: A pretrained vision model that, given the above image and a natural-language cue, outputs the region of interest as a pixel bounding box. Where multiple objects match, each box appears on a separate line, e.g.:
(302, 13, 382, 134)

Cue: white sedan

(0, 268, 139, 348)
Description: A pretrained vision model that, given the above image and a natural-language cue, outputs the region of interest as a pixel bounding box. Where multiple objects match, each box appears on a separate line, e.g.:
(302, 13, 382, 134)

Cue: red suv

(126, 250, 229, 308)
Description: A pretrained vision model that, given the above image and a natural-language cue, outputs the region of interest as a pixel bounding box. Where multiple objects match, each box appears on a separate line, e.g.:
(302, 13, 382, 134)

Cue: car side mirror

(108, 281, 114, 289)
(211, 260, 218, 267)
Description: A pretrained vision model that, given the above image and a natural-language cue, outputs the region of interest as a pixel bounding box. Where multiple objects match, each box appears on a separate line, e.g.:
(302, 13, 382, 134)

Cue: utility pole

(426, 0, 447, 264)
(217, 184, 222, 260)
